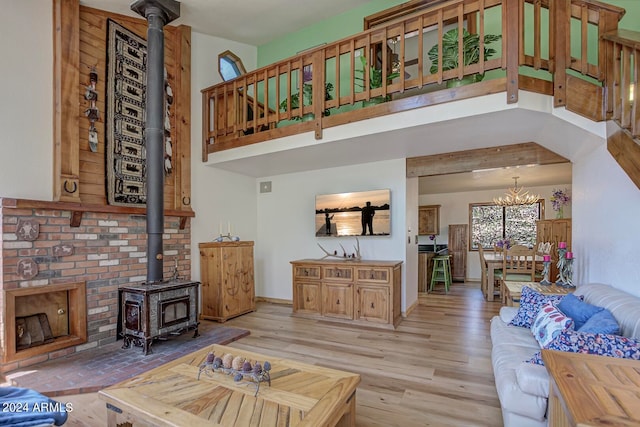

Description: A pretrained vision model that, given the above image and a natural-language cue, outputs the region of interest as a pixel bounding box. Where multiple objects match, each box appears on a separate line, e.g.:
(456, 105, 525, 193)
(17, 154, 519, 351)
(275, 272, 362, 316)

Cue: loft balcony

(201, 0, 640, 188)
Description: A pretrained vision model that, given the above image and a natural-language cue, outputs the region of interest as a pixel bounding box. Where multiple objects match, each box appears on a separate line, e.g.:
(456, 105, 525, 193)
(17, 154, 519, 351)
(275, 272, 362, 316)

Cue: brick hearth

(0, 203, 191, 372)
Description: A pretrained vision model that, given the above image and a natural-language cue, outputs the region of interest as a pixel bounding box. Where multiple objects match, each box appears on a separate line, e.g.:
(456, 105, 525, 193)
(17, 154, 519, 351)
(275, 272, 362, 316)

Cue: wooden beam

(174, 25, 192, 210)
(607, 121, 640, 191)
(406, 142, 569, 177)
(53, 0, 81, 203)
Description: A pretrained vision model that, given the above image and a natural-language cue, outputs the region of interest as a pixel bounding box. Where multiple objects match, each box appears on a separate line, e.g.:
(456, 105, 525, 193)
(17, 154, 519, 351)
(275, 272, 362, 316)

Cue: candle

(566, 252, 573, 259)
(543, 255, 551, 262)
(558, 241, 567, 249)
(228, 221, 231, 234)
(219, 222, 222, 235)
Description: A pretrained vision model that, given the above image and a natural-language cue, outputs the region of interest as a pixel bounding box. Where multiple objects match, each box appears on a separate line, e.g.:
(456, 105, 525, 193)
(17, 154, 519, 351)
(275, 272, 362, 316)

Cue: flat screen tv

(315, 189, 390, 237)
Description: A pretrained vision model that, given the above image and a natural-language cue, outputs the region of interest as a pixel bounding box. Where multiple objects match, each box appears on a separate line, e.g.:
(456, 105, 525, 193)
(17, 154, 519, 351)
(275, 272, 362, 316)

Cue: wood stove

(120, 280, 199, 355)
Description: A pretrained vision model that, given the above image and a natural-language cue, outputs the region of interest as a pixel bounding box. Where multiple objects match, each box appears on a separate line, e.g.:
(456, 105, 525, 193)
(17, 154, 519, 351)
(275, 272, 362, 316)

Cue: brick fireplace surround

(0, 200, 192, 373)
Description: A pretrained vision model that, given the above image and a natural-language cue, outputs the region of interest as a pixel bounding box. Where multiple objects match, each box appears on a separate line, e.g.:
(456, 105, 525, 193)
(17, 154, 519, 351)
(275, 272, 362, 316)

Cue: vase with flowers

(550, 188, 571, 219)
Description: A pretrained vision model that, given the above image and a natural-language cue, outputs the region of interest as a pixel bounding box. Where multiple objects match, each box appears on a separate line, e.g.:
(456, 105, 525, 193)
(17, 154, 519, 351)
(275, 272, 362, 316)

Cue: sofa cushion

(491, 317, 548, 421)
(557, 292, 603, 329)
(515, 363, 549, 397)
(509, 286, 565, 328)
(527, 330, 640, 365)
(530, 302, 574, 348)
(578, 309, 620, 335)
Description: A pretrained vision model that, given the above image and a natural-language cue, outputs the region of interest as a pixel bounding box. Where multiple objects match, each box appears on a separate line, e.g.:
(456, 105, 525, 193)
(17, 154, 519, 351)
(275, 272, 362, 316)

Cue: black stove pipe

(131, 0, 180, 283)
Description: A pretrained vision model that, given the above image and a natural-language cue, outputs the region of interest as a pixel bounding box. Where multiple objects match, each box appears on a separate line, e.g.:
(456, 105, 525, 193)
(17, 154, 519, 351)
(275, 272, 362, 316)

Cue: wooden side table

(503, 281, 572, 306)
(543, 349, 640, 427)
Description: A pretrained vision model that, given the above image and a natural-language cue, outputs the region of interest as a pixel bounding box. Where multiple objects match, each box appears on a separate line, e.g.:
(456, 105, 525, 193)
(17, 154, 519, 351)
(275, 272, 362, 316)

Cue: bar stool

(430, 255, 452, 293)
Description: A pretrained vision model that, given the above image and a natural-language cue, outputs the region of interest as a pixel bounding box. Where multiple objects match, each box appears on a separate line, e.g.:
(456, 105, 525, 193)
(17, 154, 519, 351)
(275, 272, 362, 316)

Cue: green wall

(258, 0, 640, 68)
(257, 0, 404, 67)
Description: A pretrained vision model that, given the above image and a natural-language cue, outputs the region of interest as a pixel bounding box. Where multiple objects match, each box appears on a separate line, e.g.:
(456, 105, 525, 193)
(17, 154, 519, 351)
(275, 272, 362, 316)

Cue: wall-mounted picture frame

(315, 189, 390, 237)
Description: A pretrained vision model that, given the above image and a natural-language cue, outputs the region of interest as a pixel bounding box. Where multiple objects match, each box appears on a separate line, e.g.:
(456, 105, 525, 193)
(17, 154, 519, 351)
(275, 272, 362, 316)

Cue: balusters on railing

(603, 30, 640, 138)
(200, 0, 632, 159)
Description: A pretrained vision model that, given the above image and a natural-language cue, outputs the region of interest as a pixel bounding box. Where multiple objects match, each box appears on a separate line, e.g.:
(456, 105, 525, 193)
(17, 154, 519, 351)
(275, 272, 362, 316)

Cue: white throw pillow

(530, 302, 574, 348)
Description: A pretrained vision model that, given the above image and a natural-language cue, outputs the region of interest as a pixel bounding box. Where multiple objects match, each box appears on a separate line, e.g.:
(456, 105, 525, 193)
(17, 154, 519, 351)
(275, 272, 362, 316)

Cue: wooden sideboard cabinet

(291, 259, 403, 329)
(418, 205, 440, 235)
(199, 241, 255, 322)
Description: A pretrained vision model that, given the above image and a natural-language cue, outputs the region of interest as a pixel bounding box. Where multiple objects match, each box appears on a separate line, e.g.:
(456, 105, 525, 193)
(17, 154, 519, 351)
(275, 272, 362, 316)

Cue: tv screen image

(315, 189, 390, 237)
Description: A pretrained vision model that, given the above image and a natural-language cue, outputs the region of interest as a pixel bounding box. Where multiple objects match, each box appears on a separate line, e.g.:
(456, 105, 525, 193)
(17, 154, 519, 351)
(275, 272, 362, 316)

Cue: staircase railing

(201, 0, 630, 162)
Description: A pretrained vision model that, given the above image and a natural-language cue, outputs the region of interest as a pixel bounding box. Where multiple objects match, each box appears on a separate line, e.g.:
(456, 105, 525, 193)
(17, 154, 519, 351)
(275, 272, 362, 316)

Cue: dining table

(482, 252, 544, 302)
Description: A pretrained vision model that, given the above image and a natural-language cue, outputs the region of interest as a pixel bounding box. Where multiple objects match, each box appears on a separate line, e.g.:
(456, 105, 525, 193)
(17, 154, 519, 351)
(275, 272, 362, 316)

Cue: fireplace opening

(3, 282, 87, 365)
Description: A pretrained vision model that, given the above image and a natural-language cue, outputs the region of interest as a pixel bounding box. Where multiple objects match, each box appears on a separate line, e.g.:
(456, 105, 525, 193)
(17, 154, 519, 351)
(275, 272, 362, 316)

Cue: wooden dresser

(543, 349, 640, 427)
(291, 259, 402, 329)
(199, 241, 255, 322)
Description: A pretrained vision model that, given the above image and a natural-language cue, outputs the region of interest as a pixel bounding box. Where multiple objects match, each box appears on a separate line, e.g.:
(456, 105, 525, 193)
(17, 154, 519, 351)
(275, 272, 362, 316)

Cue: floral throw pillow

(530, 302, 574, 348)
(509, 286, 566, 328)
(527, 330, 640, 365)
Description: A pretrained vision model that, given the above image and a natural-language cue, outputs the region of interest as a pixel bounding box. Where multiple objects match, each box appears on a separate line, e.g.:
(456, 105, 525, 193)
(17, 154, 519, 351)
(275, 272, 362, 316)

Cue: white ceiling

(79, 0, 372, 45)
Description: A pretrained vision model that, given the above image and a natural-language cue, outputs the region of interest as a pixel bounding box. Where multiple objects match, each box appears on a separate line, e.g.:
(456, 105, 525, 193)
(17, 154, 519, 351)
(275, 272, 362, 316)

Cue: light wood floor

(58, 281, 505, 426)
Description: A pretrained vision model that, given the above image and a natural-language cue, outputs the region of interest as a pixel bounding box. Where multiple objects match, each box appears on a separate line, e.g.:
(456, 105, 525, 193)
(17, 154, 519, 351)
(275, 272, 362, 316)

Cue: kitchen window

(469, 201, 544, 250)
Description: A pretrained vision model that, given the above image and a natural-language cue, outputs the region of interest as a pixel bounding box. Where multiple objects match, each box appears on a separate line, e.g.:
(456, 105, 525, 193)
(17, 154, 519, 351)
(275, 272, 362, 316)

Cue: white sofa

(490, 283, 640, 427)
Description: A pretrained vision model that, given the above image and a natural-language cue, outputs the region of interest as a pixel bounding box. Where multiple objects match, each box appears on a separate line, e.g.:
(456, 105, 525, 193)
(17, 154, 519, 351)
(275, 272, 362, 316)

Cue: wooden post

(552, 0, 570, 107)
(53, 0, 81, 203)
(504, 0, 519, 103)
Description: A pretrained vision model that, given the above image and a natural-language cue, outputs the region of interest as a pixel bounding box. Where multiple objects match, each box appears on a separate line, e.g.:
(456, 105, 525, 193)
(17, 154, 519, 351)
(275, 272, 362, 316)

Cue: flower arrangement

(496, 238, 511, 250)
(550, 188, 571, 218)
(429, 234, 436, 241)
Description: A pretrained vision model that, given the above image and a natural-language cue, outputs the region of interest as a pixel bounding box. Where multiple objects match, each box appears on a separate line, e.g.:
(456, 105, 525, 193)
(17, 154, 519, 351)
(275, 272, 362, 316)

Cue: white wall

(0, 0, 53, 200)
(255, 159, 408, 306)
(189, 32, 258, 281)
(573, 144, 640, 296)
(419, 185, 573, 282)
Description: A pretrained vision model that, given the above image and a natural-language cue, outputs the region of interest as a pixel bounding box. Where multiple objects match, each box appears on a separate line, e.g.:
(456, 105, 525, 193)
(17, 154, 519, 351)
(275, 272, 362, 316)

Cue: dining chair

(501, 244, 536, 303)
(479, 245, 502, 300)
(478, 245, 488, 297)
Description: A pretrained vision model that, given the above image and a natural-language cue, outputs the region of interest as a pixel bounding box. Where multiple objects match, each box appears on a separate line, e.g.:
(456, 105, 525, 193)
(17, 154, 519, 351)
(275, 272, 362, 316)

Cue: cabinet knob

(306, 296, 310, 302)
(336, 299, 340, 305)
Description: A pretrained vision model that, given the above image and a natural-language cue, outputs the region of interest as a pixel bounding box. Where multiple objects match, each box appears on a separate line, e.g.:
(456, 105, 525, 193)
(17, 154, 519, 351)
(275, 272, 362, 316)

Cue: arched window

(218, 50, 246, 81)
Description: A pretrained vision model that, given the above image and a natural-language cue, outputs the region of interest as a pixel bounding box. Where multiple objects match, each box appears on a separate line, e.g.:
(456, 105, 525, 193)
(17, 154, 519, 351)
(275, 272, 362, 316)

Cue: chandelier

(493, 176, 540, 206)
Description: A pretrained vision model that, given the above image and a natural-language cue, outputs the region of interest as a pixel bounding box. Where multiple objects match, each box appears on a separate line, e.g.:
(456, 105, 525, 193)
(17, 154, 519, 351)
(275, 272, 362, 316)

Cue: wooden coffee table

(503, 281, 573, 306)
(99, 344, 360, 427)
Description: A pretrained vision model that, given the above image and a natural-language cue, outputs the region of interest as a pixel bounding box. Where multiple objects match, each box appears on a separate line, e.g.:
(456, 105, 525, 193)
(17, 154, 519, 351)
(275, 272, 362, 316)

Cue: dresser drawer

(356, 267, 391, 284)
(322, 265, 353, 282)
(293, 265, 321, 280)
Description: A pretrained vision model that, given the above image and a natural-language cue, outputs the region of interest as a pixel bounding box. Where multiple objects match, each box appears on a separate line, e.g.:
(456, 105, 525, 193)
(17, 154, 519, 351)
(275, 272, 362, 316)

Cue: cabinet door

(356, 284, 389, 324)
(418, 205, 440, 235)
(221, 246, 254, 318)
(199, 247, 223, 318)
(448, 224, 468, 281)
(294, 282, 321, 314)
(322, 283, 353, 319)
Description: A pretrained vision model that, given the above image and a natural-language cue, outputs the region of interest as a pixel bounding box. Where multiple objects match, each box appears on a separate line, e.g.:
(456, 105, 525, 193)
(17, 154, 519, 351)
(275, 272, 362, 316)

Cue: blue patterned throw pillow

(509, 286, 566, 328)
(527, 330, 640, 365)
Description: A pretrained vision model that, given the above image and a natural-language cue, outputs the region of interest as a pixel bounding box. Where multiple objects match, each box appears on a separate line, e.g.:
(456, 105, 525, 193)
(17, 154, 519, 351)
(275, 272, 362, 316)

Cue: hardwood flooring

(54, 281, 505, 426)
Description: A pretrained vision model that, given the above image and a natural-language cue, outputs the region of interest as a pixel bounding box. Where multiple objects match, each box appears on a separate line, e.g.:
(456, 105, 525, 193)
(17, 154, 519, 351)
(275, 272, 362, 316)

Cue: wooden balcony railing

(202, 0, 635, 163)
